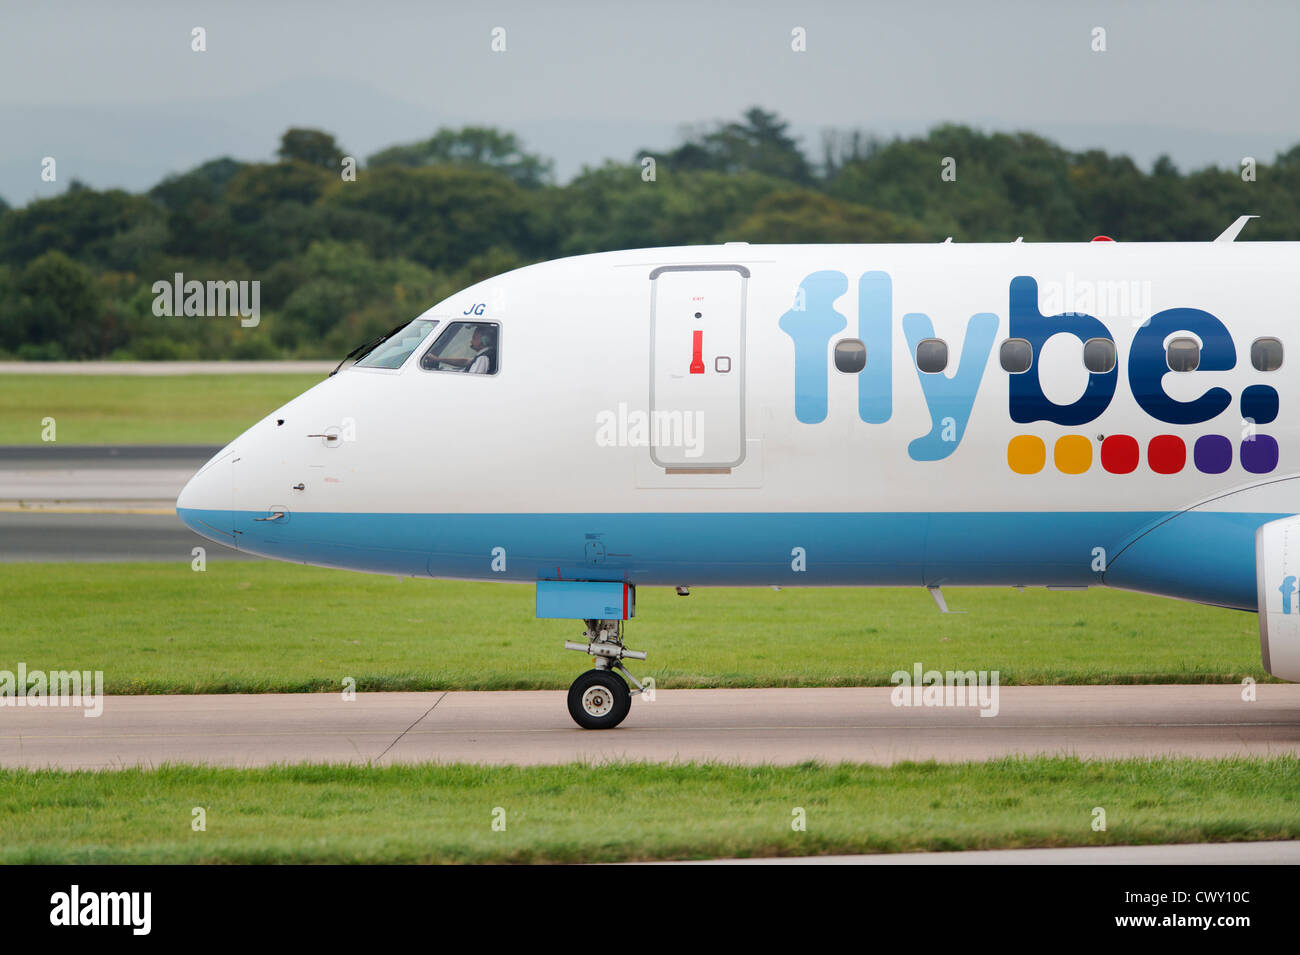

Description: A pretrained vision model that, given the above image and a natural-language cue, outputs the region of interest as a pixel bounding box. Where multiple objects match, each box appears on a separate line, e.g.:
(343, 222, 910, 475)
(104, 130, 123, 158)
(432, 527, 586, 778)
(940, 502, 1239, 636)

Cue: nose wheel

(567, 669, 631, 730)
(564, 619, 647, 730)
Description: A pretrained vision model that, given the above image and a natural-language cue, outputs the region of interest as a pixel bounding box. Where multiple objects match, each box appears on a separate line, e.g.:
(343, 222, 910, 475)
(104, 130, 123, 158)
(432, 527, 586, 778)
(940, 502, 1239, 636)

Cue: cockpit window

(353, 319, 439, 369)
(421, 321, 500, 375)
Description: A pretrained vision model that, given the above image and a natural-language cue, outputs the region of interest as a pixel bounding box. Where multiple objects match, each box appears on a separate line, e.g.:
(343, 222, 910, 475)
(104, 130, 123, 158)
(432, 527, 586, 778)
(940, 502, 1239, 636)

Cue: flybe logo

(1280, 576, 1298, 614)
(779, 270, 1279, 474)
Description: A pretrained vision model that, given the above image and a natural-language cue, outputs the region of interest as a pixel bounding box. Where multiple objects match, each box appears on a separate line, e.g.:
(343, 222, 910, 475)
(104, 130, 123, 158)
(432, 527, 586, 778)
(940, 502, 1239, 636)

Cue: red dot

(1101, 435, 1139, 474)
(1148, 435, 1186, 474)
(1091, 235, 1115, 242)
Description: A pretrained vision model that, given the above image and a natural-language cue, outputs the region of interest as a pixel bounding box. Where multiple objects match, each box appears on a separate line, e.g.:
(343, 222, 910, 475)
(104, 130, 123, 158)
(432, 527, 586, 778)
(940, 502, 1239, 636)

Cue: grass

(0, 756, 1294, 863)
(0, 374, 319, 444)
(0, 561, 1269, 693)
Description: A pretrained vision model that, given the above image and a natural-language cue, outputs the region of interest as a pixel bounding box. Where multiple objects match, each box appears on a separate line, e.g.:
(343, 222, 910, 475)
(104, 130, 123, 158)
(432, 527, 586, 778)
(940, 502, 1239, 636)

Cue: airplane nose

(176, 448, 236, 547)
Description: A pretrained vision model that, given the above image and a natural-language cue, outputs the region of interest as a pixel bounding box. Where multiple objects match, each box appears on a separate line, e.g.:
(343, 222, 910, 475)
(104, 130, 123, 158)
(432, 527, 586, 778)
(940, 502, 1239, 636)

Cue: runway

(2, 685, 1296, 770)
(0, 445, 221, 464)
(0, 511, 257, 562)
(0, 444, 217, 511)
(0, 361, 333, 375)
(0, 445, 261, 561)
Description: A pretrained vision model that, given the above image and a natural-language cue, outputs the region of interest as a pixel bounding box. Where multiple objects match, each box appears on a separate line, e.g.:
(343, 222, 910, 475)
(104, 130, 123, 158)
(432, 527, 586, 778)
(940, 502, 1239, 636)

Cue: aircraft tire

(567, 669, 631, 730)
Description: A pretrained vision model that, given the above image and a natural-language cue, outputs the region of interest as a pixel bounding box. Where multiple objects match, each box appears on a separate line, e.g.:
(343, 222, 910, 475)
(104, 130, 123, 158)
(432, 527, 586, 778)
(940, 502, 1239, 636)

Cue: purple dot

(1241, 385, 1279, 425)
(1193, 435, 1232, 474)
(1240, 434, 1279, 474)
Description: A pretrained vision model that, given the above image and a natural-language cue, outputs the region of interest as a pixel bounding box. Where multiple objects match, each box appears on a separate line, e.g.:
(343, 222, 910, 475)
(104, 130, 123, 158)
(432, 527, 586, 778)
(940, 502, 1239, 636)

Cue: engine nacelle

(1256, 516, 1300, 682)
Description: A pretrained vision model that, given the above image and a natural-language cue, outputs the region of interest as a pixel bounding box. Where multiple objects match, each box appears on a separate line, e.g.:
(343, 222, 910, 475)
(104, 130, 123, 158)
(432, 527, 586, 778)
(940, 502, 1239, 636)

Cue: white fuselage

(178, 241, 1299, 615)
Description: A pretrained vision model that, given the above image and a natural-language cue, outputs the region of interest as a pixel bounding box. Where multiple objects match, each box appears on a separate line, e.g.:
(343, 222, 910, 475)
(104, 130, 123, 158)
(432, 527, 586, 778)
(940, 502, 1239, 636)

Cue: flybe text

(779, 271, 1280, 472)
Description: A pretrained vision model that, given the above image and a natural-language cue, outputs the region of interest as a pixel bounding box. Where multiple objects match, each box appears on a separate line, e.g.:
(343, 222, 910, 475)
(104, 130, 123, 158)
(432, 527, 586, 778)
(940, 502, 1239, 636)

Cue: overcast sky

(2, 0, 1297, 205)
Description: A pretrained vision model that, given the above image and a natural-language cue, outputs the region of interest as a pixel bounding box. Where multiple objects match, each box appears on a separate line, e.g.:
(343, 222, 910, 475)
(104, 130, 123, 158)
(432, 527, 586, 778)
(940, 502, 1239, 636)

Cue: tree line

(1, 107, 1295, 360)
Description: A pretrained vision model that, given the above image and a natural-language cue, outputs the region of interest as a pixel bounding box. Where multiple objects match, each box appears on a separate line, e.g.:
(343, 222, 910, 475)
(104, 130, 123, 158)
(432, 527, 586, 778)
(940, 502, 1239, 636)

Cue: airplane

(178, 217, 1300, 729)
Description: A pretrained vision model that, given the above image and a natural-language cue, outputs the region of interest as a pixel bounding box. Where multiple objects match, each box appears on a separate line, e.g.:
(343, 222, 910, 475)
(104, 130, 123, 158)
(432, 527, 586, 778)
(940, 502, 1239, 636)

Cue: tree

(277, 128, 348, 171)
(225, 161, 333, 222)
(553, 163, 796, 253)
(826, 125, 1082, 240)
(820, 128, 881, 178)
(367, 127, 553, 188)
(1, 110, 1298, 361)
(149, 158, 247, 210)
(0, 187, 165, 268)
(261, 240, 443, 354)
(0, 251, 103, 358)
(726, 190, 928, 243)
(645, 107, 814, 184)
(323, 165, 541, 269)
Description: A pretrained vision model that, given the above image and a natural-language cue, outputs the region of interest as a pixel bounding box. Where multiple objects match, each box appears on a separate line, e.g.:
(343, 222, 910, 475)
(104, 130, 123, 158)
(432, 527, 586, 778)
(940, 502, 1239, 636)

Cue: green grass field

(1, 757, 1294, 863)
(1, 561, 1266, 693)
(0, 374, 320, 444)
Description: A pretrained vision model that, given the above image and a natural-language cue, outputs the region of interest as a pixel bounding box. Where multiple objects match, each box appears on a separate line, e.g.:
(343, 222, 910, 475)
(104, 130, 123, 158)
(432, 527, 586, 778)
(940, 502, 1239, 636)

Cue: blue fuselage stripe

(176, 507, 1280, 610)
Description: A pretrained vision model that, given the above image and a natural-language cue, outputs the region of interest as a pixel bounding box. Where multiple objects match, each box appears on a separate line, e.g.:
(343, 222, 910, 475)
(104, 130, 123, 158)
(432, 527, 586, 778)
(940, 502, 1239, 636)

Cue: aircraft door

(648, 265, 748, 469)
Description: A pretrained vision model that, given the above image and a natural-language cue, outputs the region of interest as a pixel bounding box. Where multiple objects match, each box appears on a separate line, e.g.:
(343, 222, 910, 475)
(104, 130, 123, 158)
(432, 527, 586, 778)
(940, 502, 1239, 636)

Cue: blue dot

(1241, 385, 1279, 425)
(1193, 435, 1232, 474)
(1241, 435, 1279, 474)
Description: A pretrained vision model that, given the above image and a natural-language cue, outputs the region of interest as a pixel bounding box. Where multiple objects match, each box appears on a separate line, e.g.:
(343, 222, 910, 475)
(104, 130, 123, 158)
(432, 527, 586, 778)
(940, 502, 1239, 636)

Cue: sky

(1, 0, 1297, 206)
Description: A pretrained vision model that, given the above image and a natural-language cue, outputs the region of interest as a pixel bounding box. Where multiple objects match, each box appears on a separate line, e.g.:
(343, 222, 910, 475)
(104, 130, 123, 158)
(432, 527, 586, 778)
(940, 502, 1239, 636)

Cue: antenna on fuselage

(928, 585, 966, 614)
(1214, 215, 1259, 243)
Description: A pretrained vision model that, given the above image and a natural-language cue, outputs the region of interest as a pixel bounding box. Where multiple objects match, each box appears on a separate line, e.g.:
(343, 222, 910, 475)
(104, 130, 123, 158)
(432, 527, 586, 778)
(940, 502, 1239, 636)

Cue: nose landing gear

(564, 619, 648, 729)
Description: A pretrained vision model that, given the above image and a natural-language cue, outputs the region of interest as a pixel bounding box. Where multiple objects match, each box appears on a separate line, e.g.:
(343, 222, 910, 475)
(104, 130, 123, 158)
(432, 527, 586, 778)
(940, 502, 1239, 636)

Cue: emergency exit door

(649, 264, 748, 469)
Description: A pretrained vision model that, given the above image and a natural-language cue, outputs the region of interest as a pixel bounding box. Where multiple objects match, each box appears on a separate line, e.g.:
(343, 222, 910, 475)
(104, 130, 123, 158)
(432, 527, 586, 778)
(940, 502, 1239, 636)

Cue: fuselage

(177, 240, 1299, 612)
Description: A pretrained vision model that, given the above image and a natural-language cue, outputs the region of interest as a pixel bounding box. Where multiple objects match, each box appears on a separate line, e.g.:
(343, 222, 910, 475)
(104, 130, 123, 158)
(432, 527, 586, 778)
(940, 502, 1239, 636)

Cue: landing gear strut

(565, 619, 648, 729)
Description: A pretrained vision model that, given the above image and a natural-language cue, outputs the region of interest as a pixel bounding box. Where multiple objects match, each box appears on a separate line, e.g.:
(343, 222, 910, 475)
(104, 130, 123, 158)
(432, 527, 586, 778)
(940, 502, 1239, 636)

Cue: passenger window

(421, 321, 500, 375)
(353, 319, 439, 369)
(1166, 337, 1200, 372)
(1252, 337, 1283, 372)
(834, 339, 866, 373)
(1083, 338, 1116, 374)
(1000, 338, 1032, 373)
(915, 338, 948, 374)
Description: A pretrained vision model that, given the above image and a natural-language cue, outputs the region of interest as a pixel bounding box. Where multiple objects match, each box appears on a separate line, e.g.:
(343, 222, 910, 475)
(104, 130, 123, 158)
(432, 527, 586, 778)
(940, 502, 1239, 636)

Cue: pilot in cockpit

(463, 325, 497, 375)
(420, 321, 498, 374)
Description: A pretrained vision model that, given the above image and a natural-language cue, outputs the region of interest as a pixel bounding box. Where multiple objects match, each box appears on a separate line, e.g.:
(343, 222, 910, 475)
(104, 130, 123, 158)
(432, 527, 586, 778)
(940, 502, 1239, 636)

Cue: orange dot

(1008, 435, 1046, 474)
(1054, 435, 1093, 474)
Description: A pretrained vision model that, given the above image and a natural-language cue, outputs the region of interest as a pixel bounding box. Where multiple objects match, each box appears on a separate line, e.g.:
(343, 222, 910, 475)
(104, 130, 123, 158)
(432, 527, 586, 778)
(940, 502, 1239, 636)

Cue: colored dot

(1241, 434, 1279, 474)
(1054, 435, 1093, 474)
(1193, 435, 1232, 474)
(1100, 435, 1139, 474)
(1008, 435, 1045, 474)
(1241, 385, 1279, 425)
(1148, 435, 1186, 474)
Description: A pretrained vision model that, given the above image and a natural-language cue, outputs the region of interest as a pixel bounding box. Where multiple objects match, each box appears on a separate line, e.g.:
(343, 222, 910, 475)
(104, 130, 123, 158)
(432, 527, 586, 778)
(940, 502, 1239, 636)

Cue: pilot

(464, 324, 497, 375)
